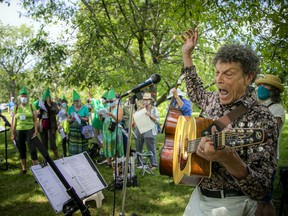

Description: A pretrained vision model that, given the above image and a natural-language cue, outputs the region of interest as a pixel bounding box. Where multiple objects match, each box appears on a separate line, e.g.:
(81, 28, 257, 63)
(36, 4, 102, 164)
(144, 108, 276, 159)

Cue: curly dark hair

(212, 44, 260, 82)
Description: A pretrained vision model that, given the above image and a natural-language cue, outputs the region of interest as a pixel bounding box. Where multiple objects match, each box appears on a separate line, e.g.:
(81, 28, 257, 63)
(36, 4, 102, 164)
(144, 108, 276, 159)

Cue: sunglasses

(107, 100, 115, 103)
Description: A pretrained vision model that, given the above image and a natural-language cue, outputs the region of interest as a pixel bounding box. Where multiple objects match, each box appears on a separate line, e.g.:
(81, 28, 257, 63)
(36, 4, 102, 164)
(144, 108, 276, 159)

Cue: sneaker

(19, 170, 27, 175)
(150, 166, 157, 170)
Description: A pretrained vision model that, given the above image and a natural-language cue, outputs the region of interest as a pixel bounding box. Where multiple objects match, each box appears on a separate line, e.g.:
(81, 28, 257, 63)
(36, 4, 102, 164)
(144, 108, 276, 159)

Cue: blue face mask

(62, 103, 66, 108)
(257, 85, 271, 100)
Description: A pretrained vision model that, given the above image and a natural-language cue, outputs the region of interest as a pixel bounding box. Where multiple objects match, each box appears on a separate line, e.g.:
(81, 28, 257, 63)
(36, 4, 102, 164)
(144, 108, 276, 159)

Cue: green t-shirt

(15, 104, 34, 130)
(68, 105, 89, 124)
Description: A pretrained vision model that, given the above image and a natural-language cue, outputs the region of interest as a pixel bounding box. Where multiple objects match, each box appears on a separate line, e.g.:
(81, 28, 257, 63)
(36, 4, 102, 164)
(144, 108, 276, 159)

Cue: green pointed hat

(107, 89, 116, 100)
(42, 88, 51, 100)
(33, 100, 40, 110)
(20, 87, 28, 95)
(101, 91, 109, 99)
(73, 90, 80, 101)
(61, 95, 67, 102)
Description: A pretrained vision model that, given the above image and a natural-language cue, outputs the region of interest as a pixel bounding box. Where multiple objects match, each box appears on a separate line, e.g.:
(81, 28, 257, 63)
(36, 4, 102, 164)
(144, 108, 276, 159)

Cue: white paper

(97, 108, 108, 118)
(30, 152, 107, 213)
(97, 134, 103, 144)
(59, 128, 66, 139)
(133, 108, 155, 134)
(38, 99, 47, 112)
(72, 112, 81, 124)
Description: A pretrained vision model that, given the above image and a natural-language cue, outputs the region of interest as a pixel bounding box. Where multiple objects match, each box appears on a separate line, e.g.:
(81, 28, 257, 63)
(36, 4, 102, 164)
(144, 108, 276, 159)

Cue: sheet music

(72, 112, 81, 124)
(38, 99, 48, 112)
(133, 108, 155, 134)
(30, 152, 107, 213)
(97, 108, 108, 118)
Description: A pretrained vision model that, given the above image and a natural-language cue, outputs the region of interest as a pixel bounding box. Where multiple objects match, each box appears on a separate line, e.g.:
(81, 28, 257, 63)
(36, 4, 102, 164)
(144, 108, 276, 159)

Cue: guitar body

(159, 107, 181, 177)
(173, 116, 213, 185)
(172, 116, 267, 186)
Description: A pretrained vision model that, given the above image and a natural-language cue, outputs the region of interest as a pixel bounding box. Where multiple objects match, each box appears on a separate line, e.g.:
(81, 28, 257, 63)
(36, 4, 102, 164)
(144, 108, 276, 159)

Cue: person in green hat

(88, 89, 106, 151)
(39, 87, 59, 159)
(56, 95, 69, 157)
(99, 89, 124, 166)
(11, 87, 39, 175)
(100, 91, 109, 107)
(67, 90, 90, 155)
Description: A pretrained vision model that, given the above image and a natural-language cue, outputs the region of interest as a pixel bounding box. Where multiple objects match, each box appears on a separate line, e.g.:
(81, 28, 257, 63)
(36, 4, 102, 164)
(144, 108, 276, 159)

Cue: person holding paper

(89, 89, 108, 147)
(57, 96, 69, 157)
(134, 92, 160, 170)
(11, 87, 39, 175)
(99, 89, 124, 167)
(67, 90, 90, 156)
(39, 88, 60, 159)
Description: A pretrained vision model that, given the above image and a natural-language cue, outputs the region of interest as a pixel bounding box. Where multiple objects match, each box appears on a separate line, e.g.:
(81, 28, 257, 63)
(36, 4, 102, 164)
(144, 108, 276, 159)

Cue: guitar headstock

(214, 128, 267, 150)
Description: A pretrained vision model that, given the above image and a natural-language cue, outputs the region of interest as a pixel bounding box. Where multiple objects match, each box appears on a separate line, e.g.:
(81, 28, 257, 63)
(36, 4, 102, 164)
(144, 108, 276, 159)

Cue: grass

(0, 110, 287, 216)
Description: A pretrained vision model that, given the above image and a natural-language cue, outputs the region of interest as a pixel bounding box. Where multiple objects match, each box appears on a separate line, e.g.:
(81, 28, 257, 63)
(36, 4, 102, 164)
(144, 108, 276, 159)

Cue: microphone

(120, 74, 161, 98)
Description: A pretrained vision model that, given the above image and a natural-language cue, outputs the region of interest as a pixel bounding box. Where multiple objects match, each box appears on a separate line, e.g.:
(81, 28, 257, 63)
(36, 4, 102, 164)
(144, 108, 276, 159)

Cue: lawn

(0, 111, 287, 216)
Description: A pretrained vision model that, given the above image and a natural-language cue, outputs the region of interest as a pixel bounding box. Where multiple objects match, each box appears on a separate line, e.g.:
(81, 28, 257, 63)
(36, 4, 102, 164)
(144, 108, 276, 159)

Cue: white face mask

(20, 97, 28, 104)
(108, 101, 115, 107)
(62, 103, 66, 108)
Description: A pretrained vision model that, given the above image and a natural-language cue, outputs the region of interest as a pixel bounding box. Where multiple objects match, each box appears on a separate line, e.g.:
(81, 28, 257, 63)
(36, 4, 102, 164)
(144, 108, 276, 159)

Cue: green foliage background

(0, 0, 287, 111)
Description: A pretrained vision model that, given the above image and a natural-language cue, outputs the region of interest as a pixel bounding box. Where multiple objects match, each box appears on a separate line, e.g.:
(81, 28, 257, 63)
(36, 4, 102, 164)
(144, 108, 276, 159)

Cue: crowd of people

(1, 26, 286, 216)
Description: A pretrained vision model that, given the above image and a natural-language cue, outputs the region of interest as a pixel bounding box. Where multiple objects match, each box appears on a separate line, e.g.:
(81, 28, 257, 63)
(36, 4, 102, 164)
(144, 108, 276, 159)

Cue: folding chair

(136, 151, 154, 176)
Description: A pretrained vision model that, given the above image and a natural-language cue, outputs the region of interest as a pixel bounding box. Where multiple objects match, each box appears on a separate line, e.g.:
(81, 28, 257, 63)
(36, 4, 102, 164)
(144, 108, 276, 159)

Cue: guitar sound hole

(180, 155, 188, 171)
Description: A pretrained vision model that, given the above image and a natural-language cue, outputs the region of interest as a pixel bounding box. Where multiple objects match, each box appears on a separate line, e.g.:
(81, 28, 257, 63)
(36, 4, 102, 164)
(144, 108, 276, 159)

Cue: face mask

(257, 85, 271, 100)
(20, 97, 28, 104)
(62, 103, 66, 108)
(108, 101, 115, 107)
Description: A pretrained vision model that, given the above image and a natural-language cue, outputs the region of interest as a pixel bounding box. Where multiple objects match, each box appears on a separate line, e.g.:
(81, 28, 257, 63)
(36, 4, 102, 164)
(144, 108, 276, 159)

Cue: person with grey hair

(181, 28, 278, 216)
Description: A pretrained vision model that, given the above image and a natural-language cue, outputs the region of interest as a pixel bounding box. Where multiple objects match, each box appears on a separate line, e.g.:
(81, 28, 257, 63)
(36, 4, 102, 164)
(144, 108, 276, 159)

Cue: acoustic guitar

(173, 116, 267, 186)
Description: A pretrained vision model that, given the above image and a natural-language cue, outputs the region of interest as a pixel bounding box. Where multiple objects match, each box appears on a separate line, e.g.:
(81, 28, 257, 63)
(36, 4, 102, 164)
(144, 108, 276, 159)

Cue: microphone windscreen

(151, 74, 161, 84)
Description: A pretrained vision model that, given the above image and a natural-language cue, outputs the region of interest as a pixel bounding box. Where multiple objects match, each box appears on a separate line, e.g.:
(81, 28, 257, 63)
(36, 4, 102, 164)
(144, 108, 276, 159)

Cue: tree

(0, 22, 34, 99)
(11, 0, 288, 109)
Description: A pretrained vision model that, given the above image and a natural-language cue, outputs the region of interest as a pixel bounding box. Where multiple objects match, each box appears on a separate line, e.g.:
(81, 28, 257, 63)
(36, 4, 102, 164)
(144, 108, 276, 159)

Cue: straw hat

(142, 92, 154, 101)
(255, 74, 284, 93)
(167, 89, 187, 99)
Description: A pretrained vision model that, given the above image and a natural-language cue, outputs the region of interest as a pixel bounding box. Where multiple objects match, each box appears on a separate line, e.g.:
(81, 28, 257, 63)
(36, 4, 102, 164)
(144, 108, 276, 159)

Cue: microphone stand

(119, 94, 137, 216)
(30, 135, 91, 216)
(0, 115, 16, 171)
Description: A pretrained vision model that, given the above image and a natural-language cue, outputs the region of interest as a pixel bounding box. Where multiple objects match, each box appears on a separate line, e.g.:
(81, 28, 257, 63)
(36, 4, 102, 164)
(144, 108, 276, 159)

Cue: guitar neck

(187, 128, 267, 153)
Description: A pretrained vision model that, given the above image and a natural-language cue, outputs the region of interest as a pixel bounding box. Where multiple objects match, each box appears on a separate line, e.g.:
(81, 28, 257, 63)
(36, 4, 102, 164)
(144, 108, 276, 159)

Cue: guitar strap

(201, 102, 258, 136)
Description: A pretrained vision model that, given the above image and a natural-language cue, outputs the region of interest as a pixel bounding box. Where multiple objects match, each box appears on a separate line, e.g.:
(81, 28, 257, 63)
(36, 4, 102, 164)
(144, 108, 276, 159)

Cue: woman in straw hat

(255, 74, 286, 216)
(134, 92, 160, 170)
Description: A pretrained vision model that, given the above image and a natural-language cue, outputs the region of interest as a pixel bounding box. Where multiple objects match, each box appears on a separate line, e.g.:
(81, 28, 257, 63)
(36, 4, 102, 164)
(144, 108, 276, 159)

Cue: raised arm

(181, 28, 198, 67)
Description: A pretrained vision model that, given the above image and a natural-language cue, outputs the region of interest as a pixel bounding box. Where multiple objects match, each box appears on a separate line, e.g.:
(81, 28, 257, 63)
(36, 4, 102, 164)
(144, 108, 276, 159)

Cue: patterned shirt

(184, 66, 278, 200)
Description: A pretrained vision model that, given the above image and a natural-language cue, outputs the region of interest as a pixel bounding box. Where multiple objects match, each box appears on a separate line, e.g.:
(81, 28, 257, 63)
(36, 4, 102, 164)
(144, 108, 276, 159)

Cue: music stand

(0, 115, 16, 171)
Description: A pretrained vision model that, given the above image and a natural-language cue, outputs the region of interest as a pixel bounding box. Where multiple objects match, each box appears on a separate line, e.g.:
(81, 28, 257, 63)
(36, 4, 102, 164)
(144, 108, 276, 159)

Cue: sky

(0, 1, 40, 29)
(0, 1, 74, 43)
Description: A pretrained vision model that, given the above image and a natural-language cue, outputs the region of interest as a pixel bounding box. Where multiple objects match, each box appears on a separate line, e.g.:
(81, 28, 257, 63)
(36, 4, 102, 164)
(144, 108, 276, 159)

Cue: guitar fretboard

(186, 129, 266, 153)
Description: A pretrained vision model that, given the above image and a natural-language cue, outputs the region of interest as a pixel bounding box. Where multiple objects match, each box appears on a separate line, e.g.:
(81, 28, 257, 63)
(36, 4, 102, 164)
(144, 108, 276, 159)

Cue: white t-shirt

(269, 103, 286, 160)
